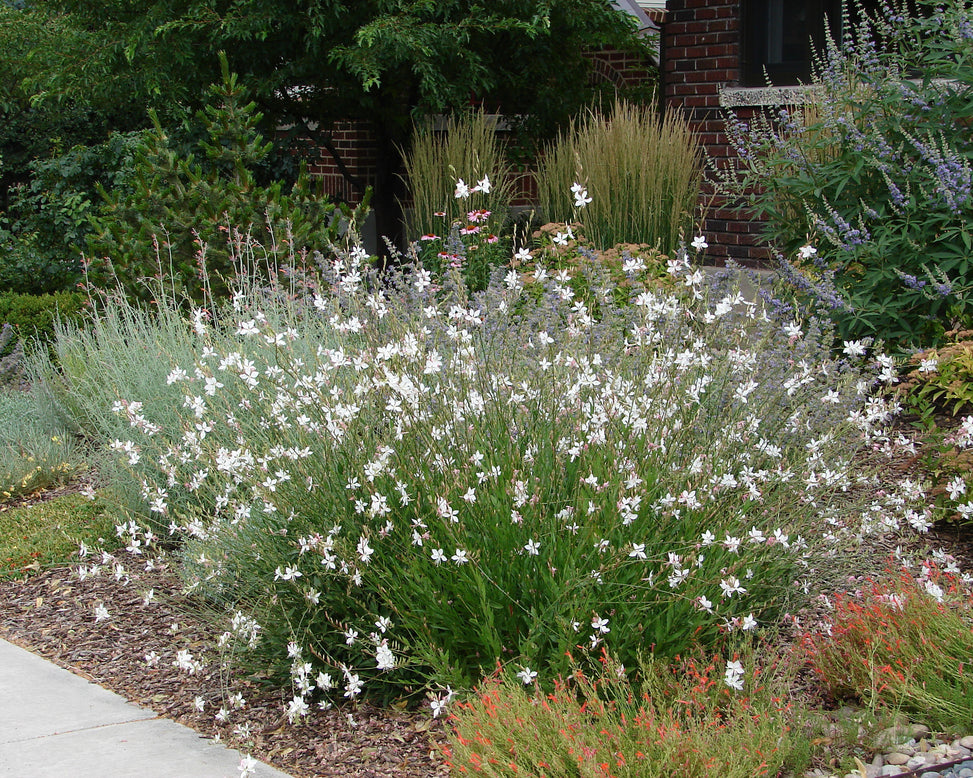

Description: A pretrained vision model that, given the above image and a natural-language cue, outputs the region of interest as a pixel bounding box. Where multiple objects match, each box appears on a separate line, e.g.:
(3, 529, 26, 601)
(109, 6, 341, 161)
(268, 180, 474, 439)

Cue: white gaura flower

(286, 696, 309, 723)
(238, 755, 258, 778)
(475, 175, 492, 194)
(454, 179, 470, 199)
(571, 182, 592, 207)
(430, 686, 455, 718)
(236, 319, 259, 336)
(375, 641, 396, 671)
(724, 659, 745, 690)
(524, 539, 540, 556)
(516, 666, 537, 685)
(451, 548, 469, 565)
(842, 340, 867, 357)
(94, 603, 110, 622)
(357, 535, 374, 563)
(720, 576, 747, 598)
(798, 244, 817, 260)
(274, 566, 302, 582)
(691, 235, 708, 251)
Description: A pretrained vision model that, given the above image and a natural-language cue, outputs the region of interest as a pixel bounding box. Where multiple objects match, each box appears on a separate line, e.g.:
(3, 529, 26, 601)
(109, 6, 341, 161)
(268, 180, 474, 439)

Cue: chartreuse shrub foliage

(723, 0, 973, 351)
(893, 331, 973, 527)
(87, 54, 365, 303)
(27, 229, 928, 713)
(536, 99, 703, 253)
(0, 290, 87, 367)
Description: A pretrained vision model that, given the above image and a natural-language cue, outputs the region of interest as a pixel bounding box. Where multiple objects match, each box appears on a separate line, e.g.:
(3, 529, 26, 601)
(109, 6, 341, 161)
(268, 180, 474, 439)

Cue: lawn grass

(0, 492, 120, 578)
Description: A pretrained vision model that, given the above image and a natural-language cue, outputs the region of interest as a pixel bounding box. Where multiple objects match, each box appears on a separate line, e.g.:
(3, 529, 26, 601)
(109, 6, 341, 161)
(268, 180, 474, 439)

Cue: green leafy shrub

(536, 99, 703, 253)
(723, 0, 973, 351)
(0, 290, 87, 360)
(87, 54, 364, 303)
(1, 133, 144, 295)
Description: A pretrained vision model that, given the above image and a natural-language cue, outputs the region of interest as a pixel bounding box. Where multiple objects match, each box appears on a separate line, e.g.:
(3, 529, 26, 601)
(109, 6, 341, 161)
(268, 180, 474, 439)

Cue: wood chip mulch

(0, 555, 451, 778)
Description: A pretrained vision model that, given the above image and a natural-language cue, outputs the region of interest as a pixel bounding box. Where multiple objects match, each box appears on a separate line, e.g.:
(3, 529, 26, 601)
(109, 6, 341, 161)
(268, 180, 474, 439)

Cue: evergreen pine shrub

(88, 53, 365, 303)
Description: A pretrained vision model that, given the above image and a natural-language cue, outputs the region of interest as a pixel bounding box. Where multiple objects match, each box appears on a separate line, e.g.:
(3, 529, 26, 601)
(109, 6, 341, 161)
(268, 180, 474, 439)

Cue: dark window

(742, 0, 841, 86)
(741, 1, 892, 86)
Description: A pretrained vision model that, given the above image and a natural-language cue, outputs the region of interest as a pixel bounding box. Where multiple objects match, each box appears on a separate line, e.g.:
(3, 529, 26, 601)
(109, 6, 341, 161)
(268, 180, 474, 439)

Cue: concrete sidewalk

(0, 638, 292, 778)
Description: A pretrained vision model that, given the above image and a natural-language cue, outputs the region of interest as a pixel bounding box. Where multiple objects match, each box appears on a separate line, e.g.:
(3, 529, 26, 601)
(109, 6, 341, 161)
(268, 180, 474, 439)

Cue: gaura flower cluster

(99, 234, 929, 719)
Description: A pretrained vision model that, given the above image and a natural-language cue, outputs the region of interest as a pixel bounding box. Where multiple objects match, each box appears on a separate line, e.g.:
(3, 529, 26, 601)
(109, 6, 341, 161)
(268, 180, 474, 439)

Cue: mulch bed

(0, 555, 451, 778)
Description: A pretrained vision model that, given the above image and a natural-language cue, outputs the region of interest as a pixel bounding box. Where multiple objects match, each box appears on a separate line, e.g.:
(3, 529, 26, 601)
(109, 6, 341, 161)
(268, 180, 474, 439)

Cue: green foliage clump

(0, 387, 85, 507)
(0, 492, 118, 578)
(803, 562, 973, 732)
(536, 100, 703, 253)
(88, 54, 364, 303)
(0, 290, 87, 363)
(899, 330, 973, 417)
(723, 0, 973, 351)
(895, 333, 973, 525)
(446, 646, 808, 778)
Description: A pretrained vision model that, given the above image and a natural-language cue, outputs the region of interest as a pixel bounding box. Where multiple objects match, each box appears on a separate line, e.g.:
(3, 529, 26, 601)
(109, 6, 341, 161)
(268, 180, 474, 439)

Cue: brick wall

(303, 120, 378, 205)
(662, 0, 769, 266)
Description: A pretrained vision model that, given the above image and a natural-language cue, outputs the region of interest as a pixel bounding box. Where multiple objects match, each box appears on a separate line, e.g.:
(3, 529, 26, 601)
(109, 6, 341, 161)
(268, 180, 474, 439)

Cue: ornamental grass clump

(536, 99, 703, 253)
(403, 110, 515, 245)
(32, 226, 929, 716)
(803, 558, 973, 732)
(0, 386, 82, 503)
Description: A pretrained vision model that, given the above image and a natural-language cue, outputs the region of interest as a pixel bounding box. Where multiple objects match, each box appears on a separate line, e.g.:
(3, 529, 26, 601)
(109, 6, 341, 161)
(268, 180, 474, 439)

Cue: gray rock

(885, 752, 910, 766)
(962, 737, 973, 750)
(874, 724, 931, 749)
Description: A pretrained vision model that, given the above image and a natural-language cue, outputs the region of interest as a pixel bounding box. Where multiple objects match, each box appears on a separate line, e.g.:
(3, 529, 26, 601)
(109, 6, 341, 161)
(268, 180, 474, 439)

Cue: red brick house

(660, 0, 883, 263)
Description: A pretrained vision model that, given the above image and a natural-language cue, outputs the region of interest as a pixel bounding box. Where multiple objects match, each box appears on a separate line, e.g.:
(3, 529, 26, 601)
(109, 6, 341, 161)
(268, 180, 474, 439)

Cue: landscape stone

(884, 752, 910, 766)
(874, 724, 930, 749)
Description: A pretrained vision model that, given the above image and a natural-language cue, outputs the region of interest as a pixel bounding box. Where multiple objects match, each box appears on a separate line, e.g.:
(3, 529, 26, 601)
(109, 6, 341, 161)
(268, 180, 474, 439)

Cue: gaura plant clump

(36, 231, 931, 718)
